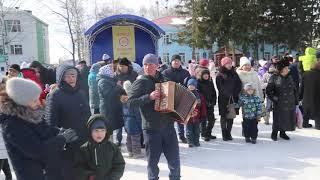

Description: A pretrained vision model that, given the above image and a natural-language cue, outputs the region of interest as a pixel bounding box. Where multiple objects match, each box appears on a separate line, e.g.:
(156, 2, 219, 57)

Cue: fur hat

(221, 57, 233, 67)
(258, 60, 268, 67)
(143, 54, 159, 65)
(118, 57, 132, 66)
(6, 78, 42, 106)
(240, 57, 251, 68)
(275, 57, 290, 72)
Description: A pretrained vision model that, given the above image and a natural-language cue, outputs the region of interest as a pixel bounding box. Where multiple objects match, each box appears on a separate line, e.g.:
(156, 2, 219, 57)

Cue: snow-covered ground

(121, 113, 320, 180)
(2, 113, 320, 180)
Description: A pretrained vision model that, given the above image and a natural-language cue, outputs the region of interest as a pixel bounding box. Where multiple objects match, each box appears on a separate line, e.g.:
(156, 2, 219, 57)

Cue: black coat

(79, 65, 90, 100)
(266, 73, 298, 131)
(98, 74, 125, 131)
(162, 66, 190, 84)
(302, 68, 320, 119)
(198, 69, 217, 108)
(216, 67, 242, 116)
(46, 65, 91, 159)
(0, 98, 66, 180)
(127, 74, 175, 130)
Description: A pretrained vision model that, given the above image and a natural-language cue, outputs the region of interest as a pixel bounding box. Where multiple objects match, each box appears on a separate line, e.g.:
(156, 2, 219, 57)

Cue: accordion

(155, 81, 197, 124)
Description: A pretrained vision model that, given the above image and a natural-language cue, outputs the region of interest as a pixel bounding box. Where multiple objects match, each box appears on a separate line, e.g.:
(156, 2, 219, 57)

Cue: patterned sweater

(237, 94, 263, 119)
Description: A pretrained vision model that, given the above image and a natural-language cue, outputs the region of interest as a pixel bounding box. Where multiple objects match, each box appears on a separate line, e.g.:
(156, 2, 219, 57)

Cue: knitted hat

(98, 64, 114, 77)
(199, 59, 209, 67)
(6, 78, 42, 106)
(90, 119, 106, 131)
(221, 57, 233, 67)
(118, 57, 132, 66)
(143, 54, 159, 65)
(123, 80, 132, 94)
(102, 54, 111, 61)
(64, 68, 78, 76)
(171, 54, 181, 62)
(240, 57, 251, 68)
(275, 57, 290, 72)
(258, 60, 268, 67)
(9, 64, 21, 72)
(243, 83, 255, 91)
(187, 78, 198, 88)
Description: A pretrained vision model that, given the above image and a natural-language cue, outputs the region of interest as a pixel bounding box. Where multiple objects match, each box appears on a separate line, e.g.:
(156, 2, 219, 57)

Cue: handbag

(296, 106, 303, 129)
(226, 96, 237, 119)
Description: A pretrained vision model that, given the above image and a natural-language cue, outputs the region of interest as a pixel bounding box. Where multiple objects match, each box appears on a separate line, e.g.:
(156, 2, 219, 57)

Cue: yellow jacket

(299, 47, 317, 71)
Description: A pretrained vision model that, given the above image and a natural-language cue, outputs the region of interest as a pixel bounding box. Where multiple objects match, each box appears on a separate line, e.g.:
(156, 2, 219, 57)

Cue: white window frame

(179, 53, 185, 63)
(5, 20, 22, 32)
(163, 53, 170, 64)
(264, 52, 271, 61)
(10, 45, 23, 55)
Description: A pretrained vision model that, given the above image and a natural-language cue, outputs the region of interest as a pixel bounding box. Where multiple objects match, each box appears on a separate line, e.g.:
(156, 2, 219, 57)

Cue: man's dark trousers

(143, 126, 181, 180)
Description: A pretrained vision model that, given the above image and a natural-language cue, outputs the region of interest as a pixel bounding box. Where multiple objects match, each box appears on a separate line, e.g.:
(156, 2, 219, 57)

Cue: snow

(2, 113, 320, 180)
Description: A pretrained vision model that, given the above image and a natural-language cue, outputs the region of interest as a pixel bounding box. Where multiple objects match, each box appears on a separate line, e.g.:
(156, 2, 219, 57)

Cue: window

(5, 20, 21, 32)
(0, 67, 4, 72)
(10, 45, 23, 55)
(163, 53, 170, 64)
(203, 52, 207, 58)
(194, 53, 200, 62)
(264, 52, 270, 61)
(179, 53, 185, 63)
(163, 35, 170, 44)
(0, 46, 3, 55)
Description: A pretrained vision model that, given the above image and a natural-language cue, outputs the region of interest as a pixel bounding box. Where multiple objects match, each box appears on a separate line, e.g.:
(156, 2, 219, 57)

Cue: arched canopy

(85, 14, 165, 38)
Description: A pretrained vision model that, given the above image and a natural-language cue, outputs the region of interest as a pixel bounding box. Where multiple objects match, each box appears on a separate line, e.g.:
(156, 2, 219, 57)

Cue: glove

(58, 128, 78, 143)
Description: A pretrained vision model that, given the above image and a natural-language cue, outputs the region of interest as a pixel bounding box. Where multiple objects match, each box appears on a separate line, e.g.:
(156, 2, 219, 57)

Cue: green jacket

(74, 115, 125, 180)
(299, 47, 317, 71)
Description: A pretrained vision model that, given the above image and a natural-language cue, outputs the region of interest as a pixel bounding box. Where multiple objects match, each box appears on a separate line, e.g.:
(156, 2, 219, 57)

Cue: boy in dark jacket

(237, 83, 263, 144)
(186, 79, 207, 147)
(74, 114, 125, 180)
(197, 68, 217, 141)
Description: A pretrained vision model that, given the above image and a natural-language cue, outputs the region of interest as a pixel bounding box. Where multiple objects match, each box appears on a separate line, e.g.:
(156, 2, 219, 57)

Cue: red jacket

(189, 91, 207, 123)
(21, 69, 47, 102)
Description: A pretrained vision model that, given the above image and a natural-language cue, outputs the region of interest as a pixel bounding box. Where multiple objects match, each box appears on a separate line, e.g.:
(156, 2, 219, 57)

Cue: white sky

(16, 0, 169, 64)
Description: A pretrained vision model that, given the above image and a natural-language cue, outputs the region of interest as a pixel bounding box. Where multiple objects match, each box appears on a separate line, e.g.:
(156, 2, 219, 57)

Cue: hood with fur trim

(0, 93, 44, 124)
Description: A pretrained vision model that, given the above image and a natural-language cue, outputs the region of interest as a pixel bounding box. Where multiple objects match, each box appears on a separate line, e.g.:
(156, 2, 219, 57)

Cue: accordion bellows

(155, 81, 197, 124)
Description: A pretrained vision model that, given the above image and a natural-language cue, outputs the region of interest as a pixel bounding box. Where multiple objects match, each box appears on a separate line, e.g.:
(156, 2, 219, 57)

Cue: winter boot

(271, 130, 278, 141)
(251, 138, 257, 144)
(179, 136, 188, 144)
(245, 137, 251, 143)
(280, 131, 290, 140)
(209, 135, 217, 139)
(222, 130, 228, 141)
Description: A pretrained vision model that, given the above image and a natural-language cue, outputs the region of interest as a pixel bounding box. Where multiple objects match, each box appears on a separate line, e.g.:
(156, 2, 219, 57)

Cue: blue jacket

(98, 74, 125, 131)
(237, 94, 263, 119)
(88, 63, 101, 110)
(46, 65, 91, 160)
(123, 103, 142, 135)
(0, 98, 66, 180)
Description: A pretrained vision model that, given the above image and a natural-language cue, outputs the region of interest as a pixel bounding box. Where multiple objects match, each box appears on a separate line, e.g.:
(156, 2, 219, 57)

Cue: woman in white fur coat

(236, 57, 264, 100)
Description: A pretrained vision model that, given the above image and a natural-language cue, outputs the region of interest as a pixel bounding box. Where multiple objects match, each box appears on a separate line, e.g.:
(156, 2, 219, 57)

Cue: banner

(112, 26, 136, 61)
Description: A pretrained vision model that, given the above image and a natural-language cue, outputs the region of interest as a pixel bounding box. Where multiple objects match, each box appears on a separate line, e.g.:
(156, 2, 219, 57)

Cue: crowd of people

(0, 47, 319, 180)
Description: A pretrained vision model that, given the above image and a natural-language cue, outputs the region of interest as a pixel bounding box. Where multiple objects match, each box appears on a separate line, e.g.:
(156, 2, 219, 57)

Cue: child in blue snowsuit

(237, 83, 263, 144)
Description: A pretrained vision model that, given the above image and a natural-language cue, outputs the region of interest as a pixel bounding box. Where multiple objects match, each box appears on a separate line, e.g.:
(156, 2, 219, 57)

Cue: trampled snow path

(2, 114, 320, 180)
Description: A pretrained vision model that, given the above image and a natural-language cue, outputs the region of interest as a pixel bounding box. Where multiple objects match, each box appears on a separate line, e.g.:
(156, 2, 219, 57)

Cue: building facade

(153, 16, 292, 66)
(0, 8, 49, 73)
